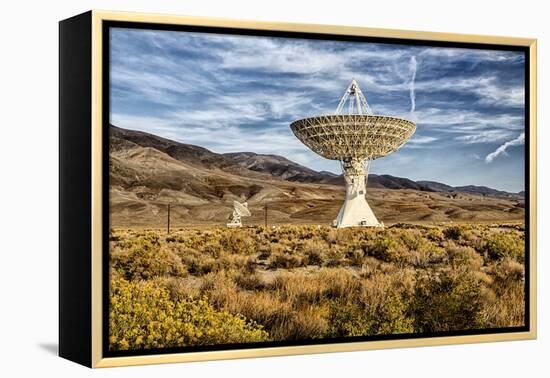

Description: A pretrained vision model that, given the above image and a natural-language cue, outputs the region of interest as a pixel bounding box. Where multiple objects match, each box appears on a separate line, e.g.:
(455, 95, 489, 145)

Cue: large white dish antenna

(290, 80, 416, 228)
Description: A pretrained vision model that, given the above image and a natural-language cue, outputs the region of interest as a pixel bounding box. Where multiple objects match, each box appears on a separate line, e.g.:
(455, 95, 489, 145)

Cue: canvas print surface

(107, 26, 527, 353)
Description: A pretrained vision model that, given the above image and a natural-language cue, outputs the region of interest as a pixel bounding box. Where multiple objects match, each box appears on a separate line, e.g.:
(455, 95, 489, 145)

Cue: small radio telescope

(227, 201, 251, 228)
(290, 79, 416, 227)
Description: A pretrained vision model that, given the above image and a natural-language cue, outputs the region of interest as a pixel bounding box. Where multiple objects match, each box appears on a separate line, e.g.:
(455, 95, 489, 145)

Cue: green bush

(325, 247, 346, 267)
(411, 270, 484, 333)
(302, 239, 326, 265)
(483, 233, 524, 262)
(327, 303, 374, 337)
(347, 249, 365, 267)
(443, 225, 464, 240)
(327, 293, 413, 337)
(327, 272, 414, 337)
(109, 278, 268, 350)
(366, 235, 409, 264)
(426, 227, 445, 242)
(269, 251, 303, 269)
(220, 230, 257, 255)
(446, 243, 483, 271)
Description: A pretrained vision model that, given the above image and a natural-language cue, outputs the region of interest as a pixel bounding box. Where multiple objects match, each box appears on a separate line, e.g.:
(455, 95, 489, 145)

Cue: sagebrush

(109, 223, 525, 350)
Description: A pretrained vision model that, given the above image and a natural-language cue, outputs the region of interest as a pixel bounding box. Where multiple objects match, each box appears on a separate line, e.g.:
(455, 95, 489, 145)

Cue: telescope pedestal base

(333, 195, 382, 228)
(333, 159, 383, 228)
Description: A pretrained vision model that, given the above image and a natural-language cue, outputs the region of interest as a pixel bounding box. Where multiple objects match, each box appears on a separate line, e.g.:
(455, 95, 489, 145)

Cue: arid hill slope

(109, 125, 525, 227)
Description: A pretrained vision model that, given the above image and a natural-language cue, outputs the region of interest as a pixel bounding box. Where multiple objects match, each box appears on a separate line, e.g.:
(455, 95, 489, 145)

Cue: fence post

(167, 203, 171, 234)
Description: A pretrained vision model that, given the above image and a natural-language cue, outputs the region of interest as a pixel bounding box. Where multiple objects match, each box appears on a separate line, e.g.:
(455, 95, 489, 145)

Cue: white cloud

(456, 129, 515, 144)
(409, 56, 417, 113)
(409, 135, 438, 144)
(411, 76, 524, 107)
(111, 112, 317, 167)
(485, 133, 525, 163)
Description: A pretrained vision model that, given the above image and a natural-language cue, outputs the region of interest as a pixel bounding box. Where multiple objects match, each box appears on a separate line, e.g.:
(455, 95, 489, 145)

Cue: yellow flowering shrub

(109, 278, 268, 350)
(111, 234, 187, 280)
(483, 232, 524, 262)
(108, 223, 526, 345)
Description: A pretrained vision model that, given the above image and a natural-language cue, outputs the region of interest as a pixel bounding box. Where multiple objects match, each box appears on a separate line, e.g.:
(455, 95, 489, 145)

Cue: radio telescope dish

(227, 201, 251, 227)
(234, 201, 251, 217)
(290, 79, 416, 228)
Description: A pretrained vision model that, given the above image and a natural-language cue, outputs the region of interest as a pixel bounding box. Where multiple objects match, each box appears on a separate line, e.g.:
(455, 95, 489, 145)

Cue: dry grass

(109, 223, 525, 349)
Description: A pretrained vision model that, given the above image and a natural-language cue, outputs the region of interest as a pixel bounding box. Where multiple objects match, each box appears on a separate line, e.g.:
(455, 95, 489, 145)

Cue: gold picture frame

(59, 9, 537, 368)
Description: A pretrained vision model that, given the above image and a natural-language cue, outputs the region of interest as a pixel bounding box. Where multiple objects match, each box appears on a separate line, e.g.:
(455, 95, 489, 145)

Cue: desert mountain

(109, 125, 525, 226)
(110, 125, 234, 169)
(111, 125, 522, 198)
(223, 152, 337, 184)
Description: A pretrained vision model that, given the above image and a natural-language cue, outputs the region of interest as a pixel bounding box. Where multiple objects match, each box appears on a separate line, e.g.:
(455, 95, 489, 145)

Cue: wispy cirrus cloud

(485, 133, 525, 163)
(456, 129, 516, 144)
(409, 56, 417, 113)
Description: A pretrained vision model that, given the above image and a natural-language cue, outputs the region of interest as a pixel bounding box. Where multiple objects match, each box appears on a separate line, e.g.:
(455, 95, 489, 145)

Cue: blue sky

(110, 28, 526, 192)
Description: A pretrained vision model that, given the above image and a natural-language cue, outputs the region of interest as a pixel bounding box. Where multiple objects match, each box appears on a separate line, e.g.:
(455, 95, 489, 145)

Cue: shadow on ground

(38, 343, 58, 355)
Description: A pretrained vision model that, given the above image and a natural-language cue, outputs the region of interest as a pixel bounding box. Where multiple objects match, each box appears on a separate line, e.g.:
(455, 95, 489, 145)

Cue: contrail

(409, 56, 417, 113)
(485, 132, 525, 163)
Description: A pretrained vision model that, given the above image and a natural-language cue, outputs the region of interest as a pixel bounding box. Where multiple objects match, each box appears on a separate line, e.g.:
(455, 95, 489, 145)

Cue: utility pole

(167, 203, 171, 234)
